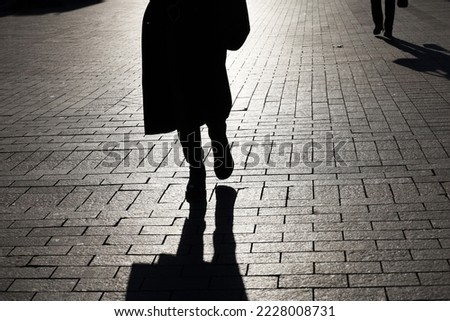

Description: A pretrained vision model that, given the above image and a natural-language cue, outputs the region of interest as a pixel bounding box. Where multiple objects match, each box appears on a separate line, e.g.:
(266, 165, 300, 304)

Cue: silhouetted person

(142, 0, 250, 202)
(371, 0, 395, 38)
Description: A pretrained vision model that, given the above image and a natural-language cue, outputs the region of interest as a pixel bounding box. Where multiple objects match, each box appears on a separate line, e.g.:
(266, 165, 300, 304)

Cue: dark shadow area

(380, 36, 450, 80)
(0, 0, 103, 16)
(126, 186, 247, 301)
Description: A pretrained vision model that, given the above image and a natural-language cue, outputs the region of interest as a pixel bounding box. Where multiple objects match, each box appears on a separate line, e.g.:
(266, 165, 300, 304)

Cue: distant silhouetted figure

(142, 0, 250, 202)
(371, 0, 395, 38)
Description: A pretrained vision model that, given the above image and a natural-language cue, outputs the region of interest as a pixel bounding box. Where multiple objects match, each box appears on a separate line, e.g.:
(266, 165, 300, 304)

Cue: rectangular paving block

(280, 274, 348, 288)
(247, 263, 313, 276)
(382, 260, 450, 273)
(349, 273, 419, 287)
(8, 279, 77, 292)
(386, 286, 450, 300)
(315, 262, 381, 274)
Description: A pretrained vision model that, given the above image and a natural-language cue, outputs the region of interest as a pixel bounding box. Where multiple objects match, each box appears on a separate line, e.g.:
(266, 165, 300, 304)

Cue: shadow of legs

(126, 186, 247, 300)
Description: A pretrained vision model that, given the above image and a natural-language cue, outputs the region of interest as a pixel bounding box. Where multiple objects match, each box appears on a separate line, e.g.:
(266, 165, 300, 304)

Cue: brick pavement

(1, 0, 450, 300)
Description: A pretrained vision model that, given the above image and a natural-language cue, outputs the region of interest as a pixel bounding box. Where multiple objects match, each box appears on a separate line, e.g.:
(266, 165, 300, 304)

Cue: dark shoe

(211, 138, 234, 180)
(384, 30, 393, 38)
(373, 26, 383, 35)
(185, 165, 206, 203)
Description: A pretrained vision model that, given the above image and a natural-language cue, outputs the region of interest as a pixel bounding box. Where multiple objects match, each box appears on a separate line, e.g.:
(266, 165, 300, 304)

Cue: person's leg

(178, 127, 206, 201)
(207, 120, 234, 180)
(371, 0, 383, 34)
(384, 0, 396, 37)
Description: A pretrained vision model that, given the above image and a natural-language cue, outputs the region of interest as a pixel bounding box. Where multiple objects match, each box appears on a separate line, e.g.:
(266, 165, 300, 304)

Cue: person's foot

(373, 25, 383, 35)
(211, 138, 234, 180)
(185, 165, 206, 203)
(384, 30, 393, 38)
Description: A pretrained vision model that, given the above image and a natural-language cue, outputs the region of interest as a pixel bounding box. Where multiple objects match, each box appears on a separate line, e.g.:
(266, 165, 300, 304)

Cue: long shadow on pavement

(126, 186, 248, 301)
(380, 36, 450, 80)
(0, 0, 103, 16)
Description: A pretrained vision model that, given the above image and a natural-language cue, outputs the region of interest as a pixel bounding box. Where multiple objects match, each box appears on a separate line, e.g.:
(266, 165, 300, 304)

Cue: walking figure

(141, 0, 250, 202)
(371, 0, 395, 38)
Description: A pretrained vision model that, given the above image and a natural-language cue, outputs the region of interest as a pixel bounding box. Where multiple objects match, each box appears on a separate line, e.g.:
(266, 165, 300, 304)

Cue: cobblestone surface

(1, 0, 450, 300)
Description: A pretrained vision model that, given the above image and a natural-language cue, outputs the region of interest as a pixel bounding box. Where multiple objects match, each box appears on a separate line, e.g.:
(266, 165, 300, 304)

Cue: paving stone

(247, 263, 313, 276)
(315, 262, 382, 274)
(75, 278, 129, 292)
(8, 279, 77, 292)
(0, 292, 35, 300)
(212, 276, 278, 290)
(68, 245, 129, 256)
(0, 228, 30, 238)
(438, 239, 450, 248)
(377, 239, 441, 250)
(314, 222, 372, 231)
(285, 214, 341, 224)
(52, 267, 118, 279)
(0, 248, 13, 256)
(256, 224, 311, 233)
(33, 292, 103, 301)
(344, 230, 404, 240)
(315, 240, 376, 251)
(10, 219, 65, 229)
(0, 256, 31, 267)
(372, 221, 432, 230)
(101, 292, 129, 301)
(410, 249, 450, 260)
(90, 255, 155, 266)
(382, 260, 450, 273)
(280, 275, 348, 288)
(85, 225, 142, 236)
(28, 227, 86, 237)
(284, 232, 342, 242)
(349, 273, 419, 287)
(282, 252, 345, 263)
(346, 250, 412, 261)
(0, 237, 50, 247)
(386, 286, 450, 300)
(29, 256, 93, 267)
(215, 253, 280, 264)
(251, 242, 313, 253)
(418, 272, 450, 286)
(404, 229, 450, 239)
(0, 279, 13, 291)
(47, 236, 107, 246)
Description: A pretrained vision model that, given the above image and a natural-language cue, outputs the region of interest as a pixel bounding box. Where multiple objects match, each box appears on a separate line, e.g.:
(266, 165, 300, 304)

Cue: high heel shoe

(185, 165, 206, 203)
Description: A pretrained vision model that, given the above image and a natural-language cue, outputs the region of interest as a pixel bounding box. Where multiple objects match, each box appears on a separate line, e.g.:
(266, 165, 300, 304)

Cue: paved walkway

(1, 0, 450, 300)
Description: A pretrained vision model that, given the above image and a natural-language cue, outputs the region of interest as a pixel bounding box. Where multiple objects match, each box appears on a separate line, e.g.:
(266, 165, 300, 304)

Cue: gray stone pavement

(1, 0, 450, 301)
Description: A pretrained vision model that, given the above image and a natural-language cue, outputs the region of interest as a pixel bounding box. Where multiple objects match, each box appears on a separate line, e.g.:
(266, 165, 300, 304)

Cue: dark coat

(142, 0, 249, 135)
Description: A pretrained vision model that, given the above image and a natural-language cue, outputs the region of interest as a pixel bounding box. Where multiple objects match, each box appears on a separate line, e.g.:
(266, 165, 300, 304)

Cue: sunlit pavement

(1, 0, 450, 300)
